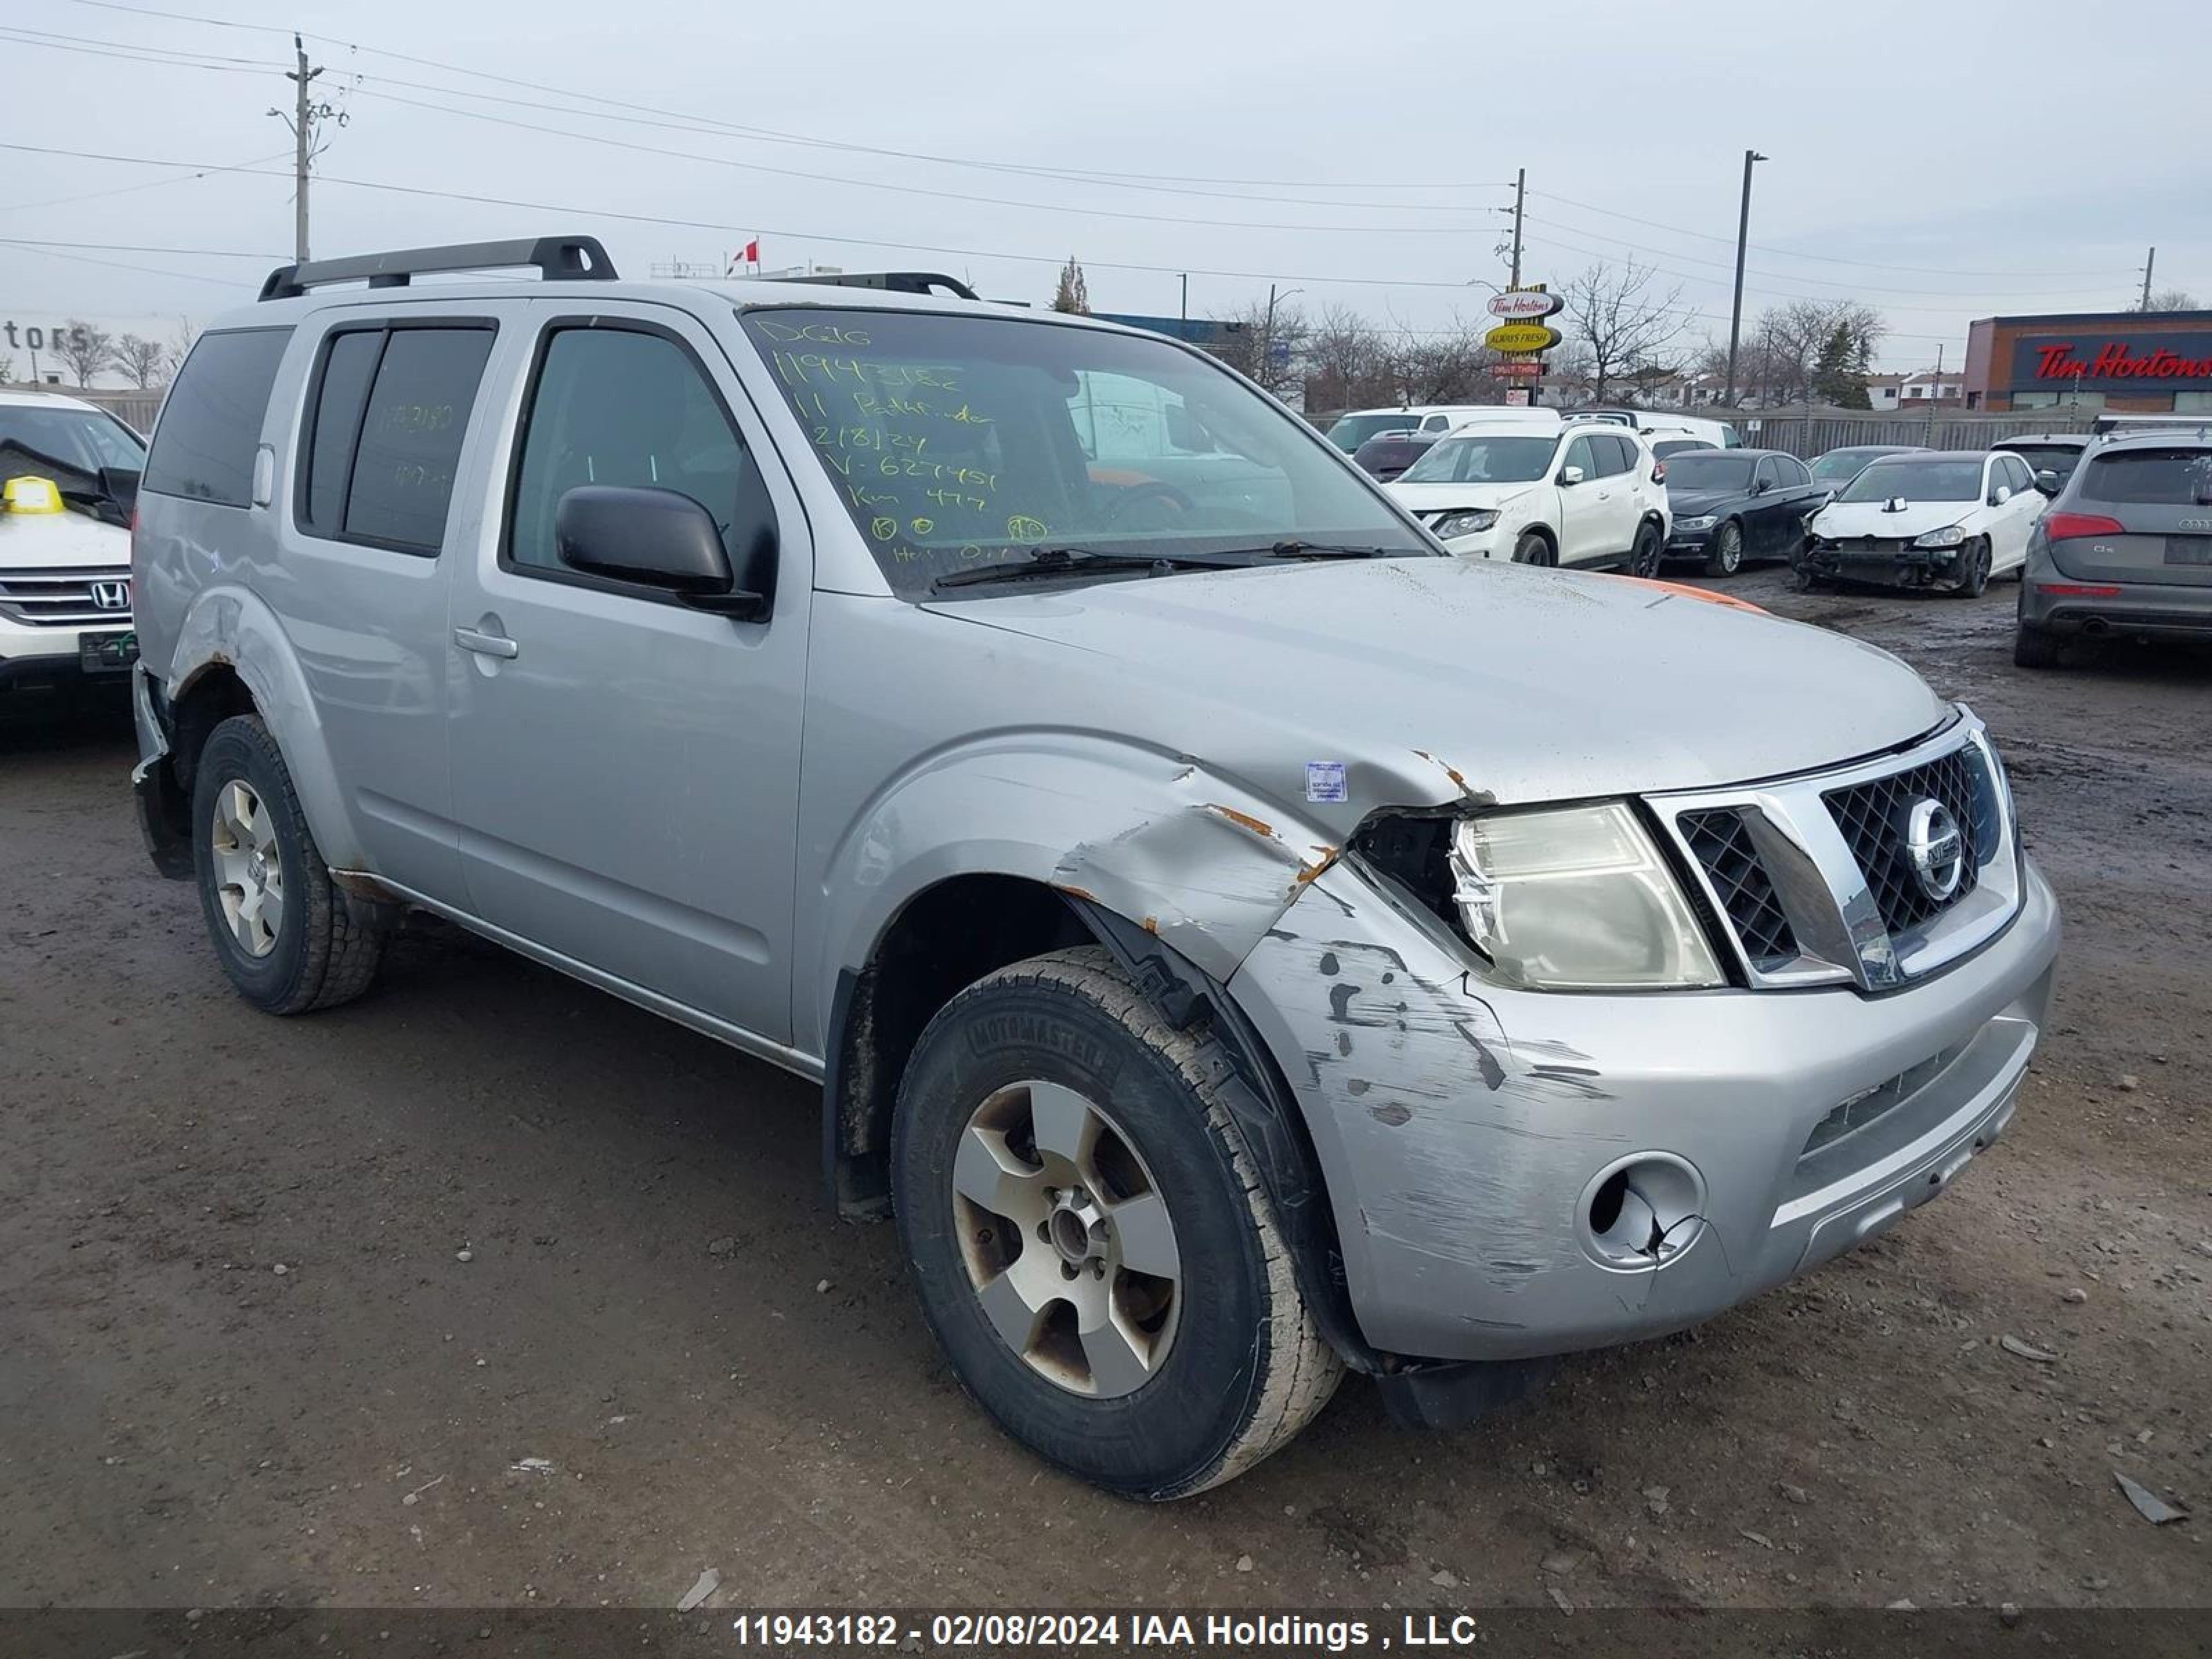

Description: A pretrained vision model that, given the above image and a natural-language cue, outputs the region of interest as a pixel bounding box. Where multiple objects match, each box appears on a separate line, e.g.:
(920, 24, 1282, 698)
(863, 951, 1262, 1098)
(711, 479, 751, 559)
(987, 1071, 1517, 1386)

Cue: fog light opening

(1580, 1154, 1706, 1271)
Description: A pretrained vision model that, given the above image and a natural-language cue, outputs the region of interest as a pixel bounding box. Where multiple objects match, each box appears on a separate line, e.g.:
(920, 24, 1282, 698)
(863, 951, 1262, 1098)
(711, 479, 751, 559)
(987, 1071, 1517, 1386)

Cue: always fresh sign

(1484, 322, 1562, 354)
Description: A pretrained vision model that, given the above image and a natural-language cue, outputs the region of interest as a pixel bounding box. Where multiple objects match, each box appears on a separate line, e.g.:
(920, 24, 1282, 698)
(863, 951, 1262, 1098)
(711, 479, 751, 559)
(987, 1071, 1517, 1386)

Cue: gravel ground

(2, 565, 2206, 1615)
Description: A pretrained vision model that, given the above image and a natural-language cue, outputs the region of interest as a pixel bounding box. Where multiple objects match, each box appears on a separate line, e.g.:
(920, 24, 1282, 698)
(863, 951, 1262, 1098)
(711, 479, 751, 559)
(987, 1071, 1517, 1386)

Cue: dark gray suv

(2015, 428, 2212, 667)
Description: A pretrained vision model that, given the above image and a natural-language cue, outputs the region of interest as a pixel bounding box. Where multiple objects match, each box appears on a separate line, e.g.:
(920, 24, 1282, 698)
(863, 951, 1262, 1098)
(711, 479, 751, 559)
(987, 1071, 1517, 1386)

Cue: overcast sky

(3, 0, 2206, 373)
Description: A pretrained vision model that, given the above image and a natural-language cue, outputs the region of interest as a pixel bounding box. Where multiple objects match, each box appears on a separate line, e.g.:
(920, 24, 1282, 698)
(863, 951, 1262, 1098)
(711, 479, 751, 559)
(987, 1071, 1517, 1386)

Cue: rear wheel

(1629, 519, 1665, 579)
(1702, 521, 1744, 577)
(2013, 623, 2062, 668)
(191, 714, 391, 1014)
(892, 947, 1341, 1499)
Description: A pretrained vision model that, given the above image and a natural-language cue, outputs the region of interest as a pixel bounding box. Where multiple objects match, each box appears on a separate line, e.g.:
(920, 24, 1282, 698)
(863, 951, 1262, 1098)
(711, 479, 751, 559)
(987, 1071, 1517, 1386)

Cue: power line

(0, 236, 279, 258)
(1530, 188, 2133, 279)
(51, 0, 1515, 196)
(1519, 213, 2126, 301)
(0, 147, 290, 214)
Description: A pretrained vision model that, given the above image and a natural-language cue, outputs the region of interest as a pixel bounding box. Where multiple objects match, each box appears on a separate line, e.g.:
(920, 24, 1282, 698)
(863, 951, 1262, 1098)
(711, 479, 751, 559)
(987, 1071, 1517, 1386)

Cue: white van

(1566, 408, 1742, 449)
(1325, 404, 1526, 452)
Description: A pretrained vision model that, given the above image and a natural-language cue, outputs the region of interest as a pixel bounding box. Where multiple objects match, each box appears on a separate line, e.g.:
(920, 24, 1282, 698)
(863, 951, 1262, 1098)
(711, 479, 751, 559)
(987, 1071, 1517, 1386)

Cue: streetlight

(1722, 149, 1768, 408)
(1263, 285, 1304, 384)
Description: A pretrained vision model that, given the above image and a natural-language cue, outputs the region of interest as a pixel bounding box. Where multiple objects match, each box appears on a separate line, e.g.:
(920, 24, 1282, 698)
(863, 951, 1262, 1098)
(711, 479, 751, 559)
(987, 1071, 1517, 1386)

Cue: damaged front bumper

(1800, 539, 1966, 588)
(1228, 858, 2060, 1365)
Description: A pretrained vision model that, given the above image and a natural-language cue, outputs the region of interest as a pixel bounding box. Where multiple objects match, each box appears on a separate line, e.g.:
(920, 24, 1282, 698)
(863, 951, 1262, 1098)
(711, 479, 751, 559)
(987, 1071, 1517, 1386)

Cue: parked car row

(0, 388, 144, 699)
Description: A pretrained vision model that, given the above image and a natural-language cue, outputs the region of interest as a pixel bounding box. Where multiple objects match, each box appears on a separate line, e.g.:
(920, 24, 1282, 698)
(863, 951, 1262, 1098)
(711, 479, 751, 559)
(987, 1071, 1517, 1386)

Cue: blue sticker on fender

(1306, 761, 1347, 803)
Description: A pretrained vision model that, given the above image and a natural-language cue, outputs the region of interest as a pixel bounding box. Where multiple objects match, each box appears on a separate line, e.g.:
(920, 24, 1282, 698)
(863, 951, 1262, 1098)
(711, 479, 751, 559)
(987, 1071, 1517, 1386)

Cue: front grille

(1823, 747, 1994, 937)
(1678, 808, 1798, 969)
(0, 566, 133, 628)
(1823, 536, 1909, 554)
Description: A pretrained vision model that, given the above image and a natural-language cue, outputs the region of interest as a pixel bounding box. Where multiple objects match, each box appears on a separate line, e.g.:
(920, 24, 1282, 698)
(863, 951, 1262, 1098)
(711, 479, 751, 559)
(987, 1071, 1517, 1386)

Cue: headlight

(1434, 509, 1498, 539)
(1674, 515, 1716, 532)
(1913, 525, 1967, 549)
(1448, 803, 1724, 990)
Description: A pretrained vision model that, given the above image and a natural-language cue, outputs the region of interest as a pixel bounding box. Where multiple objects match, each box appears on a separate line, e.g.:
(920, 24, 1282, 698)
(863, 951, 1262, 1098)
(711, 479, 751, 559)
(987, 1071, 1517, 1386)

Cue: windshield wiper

(1218, 539, 1394, 559)
(929, 547, 1250, 592)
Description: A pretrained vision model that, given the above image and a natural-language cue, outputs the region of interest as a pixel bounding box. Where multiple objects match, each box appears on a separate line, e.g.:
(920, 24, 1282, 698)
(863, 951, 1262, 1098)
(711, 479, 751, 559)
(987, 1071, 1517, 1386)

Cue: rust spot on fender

(1052, 883, 1096, 902)
(1206, 803, 1276, 840)
(1295, 844, 1340, 885)
(1141, 916, 1159, 935)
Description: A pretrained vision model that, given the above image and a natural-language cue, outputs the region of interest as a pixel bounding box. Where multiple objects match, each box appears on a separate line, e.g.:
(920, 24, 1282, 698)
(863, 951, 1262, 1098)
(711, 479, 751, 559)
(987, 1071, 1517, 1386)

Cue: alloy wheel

(209, 779, 285, 957)
(950, 1079, 1182, 1397)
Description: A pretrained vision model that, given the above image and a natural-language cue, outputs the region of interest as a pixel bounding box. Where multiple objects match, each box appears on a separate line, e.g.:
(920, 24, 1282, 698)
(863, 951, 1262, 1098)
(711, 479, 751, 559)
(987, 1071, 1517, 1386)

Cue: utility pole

(1179, 272, 1188, 323)
(1723, 149, 1767, 408)
(273, 35, 340, 263)
(2139, 246, 2157, 310)
(1262, 283, 1277, 384)
(1508, 167, 1526, 288)
(1924, 343, 1944, 444)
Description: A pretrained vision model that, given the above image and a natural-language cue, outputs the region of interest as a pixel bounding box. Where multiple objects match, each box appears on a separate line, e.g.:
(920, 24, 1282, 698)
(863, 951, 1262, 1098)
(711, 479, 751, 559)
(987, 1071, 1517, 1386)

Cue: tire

(191, 713, 391, 1014)
(1629, 519, 1665, 579)
(2013, 624, 2062, 668)
(891, 946, 1342, 1499)
(1953, 538, 1991, 598)
(1702, 520, 1744, 577)
(1512, 531, 1554, 566)
(1790, 562, 1821, 592)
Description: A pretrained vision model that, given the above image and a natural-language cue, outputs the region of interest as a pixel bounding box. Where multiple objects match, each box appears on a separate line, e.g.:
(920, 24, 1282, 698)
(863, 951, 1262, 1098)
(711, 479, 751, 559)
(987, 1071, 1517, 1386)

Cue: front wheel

(1629, 520, 1665, 579)
(191, 713, 391, 1014)
(892, 948, 1342, 1499)
(1952, 538, 1992, 598)
(1512, 531, 1555, 566)
(1702, 521, 1744, 577)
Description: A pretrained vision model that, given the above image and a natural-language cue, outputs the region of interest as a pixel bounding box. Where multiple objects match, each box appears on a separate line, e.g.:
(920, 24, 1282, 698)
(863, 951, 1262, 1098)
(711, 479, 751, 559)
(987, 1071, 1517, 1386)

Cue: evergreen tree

(1051, 258, 1090, 315)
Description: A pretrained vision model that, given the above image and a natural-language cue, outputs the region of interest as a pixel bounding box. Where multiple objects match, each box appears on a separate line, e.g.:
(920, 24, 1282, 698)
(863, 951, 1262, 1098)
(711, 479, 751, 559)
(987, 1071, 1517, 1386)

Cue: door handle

(453, 626, 518, 660)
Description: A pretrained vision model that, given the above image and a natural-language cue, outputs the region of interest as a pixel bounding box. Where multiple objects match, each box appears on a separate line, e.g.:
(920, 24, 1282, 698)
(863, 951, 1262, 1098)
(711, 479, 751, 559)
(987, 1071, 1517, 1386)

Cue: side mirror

(2034, 469, 2061, 495)
(1751, 476, 1774, 496)
(555, 485, 774, 621)
(1991, 485, 2012, 506)
(1557, 465, 1585, 487)
(97, 465, 141, 518)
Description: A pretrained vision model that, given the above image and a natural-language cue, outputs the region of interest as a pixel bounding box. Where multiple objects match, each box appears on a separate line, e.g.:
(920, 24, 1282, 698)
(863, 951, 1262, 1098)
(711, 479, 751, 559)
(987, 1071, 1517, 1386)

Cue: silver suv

(129, 236, 2063, 1498)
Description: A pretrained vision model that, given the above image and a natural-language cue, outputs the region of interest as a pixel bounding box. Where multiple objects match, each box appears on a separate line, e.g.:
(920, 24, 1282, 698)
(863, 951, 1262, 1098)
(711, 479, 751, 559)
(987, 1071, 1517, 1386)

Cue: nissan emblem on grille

(91, 581, 131, 611)
(1906, 798, 1965, 903)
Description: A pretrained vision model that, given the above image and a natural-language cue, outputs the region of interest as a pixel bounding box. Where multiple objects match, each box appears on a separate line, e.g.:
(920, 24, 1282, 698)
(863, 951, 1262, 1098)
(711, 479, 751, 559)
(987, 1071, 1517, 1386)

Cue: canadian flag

(728, 238, 760, 274)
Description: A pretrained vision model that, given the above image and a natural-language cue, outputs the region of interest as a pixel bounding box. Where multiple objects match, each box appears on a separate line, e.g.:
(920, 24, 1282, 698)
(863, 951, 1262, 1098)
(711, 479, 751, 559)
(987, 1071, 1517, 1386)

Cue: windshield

(1811, 449, 1887, 482)
(0, 403, 146, 486)
(1398, 433, 1557, 485)
(1838, 458, 1985, 504)
(742, 309, 1427, 595)
(1325, 411, 1424, 451)
(1662, 453, 1755, 491)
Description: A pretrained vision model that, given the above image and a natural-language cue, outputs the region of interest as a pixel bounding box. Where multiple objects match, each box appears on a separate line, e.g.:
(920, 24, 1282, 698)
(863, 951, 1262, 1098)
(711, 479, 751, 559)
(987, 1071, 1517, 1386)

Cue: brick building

(1963, 308, 2212, 413)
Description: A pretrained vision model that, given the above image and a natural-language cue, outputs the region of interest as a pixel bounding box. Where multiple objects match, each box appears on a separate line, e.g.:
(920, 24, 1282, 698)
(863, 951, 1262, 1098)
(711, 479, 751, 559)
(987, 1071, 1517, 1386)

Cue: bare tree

(162, 315, 198, 380)
(53, 321, 116, 388)
(1555, 259, 1688, 404)
(1740, 298, 1885, 406)
(1050, 257, 1090, 315)
(1385, 315, 1503, 405)
(2144, 286, 2200, 312)
(1212, 297, 1310, 400)
(1302, 303, 1394, 414)
(113, 334, 169, 390)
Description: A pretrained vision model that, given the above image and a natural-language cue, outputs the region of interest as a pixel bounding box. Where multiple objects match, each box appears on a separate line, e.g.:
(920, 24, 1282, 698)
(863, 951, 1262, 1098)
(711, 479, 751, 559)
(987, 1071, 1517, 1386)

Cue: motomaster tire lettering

(963, 1011, 1109, 1074)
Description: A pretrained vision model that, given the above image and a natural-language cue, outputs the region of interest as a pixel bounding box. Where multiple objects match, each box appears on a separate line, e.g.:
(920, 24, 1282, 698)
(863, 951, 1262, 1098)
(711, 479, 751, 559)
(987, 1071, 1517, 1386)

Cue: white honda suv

(1386, 420, 1669, 572)
(0, 388, 144, 697)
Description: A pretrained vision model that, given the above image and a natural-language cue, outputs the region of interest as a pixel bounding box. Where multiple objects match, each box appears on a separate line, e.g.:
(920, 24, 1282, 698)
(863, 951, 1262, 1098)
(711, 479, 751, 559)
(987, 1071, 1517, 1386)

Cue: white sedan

(1799, 449, 2047, 594)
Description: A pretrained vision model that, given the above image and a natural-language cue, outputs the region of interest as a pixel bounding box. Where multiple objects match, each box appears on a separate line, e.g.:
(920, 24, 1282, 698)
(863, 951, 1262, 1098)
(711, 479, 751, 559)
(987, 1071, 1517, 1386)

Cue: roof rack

(772, 270, 981, 301)
(259, 235, 617, 302)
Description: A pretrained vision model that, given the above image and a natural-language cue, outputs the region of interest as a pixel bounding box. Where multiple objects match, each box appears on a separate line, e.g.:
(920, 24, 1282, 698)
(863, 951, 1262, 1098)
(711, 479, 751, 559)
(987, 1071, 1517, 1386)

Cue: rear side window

(2081, 448, 2212, 505)
(297, 324, 496, 554)
(142, 328, 291, 507)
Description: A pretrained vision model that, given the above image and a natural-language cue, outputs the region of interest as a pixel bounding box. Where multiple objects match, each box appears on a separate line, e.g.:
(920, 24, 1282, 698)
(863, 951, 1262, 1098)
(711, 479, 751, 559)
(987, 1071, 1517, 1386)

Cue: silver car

(129, 236, 2062, 1498)
(2014, 427, 2212, 666)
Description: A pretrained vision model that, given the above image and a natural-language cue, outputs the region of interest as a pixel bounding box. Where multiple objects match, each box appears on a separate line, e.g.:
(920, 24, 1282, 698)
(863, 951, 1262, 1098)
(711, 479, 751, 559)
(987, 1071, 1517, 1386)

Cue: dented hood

(926, 555, 1946, 814)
